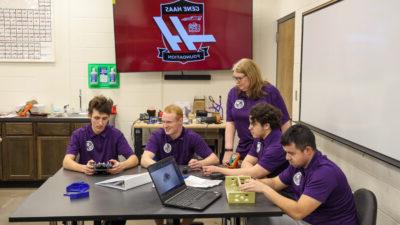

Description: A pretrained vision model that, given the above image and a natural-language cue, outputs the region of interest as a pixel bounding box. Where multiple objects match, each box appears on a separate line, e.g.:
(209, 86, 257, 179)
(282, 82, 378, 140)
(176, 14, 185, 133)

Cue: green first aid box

(88, 64, 120, 89)
(225, 176, 255, 204)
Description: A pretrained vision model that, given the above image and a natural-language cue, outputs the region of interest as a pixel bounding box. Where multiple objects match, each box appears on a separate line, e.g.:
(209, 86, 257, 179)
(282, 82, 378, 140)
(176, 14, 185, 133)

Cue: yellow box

(225, 176, 255, 204)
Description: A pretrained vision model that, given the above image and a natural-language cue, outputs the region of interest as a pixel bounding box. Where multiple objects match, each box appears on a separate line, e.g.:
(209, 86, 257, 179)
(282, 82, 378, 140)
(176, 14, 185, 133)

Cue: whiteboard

(0, 0, 54, 62)
(300, 0, 400, 166)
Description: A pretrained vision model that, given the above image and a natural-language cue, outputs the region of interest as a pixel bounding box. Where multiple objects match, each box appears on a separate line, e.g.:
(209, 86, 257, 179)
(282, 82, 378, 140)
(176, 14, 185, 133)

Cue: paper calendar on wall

(0, 0, 54, 62)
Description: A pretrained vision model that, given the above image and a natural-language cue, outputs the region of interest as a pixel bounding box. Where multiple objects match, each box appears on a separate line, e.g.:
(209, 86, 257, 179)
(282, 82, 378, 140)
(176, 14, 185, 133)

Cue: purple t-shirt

(279, 151, 358, 225)
(66, 125, 134, 164)
(247, 129, 288, 177)
(226, 84, 290, 158)
(145, 127, 213, 165)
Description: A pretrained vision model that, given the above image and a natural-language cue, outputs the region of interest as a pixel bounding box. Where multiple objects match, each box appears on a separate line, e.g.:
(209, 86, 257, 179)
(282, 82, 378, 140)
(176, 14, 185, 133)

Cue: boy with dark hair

(240, 124, 357, 225)
(63, 95, 138, 225)
(203, 103, 288, 178)
(63, 95, 138, 175)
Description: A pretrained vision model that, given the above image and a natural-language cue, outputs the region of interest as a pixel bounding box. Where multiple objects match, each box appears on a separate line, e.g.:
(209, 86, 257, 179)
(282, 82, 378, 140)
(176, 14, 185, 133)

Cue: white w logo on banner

(154, 16, 216, 51)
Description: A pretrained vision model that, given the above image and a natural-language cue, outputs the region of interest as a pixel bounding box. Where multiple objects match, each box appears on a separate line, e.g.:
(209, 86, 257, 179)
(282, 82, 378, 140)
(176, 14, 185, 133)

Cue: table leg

(218, 128, 225, 163)
(134, 128, 143, 159)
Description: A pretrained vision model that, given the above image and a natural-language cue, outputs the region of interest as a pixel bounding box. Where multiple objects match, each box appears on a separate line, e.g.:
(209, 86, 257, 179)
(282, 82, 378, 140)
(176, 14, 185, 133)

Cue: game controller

(91, 161, 114, 174)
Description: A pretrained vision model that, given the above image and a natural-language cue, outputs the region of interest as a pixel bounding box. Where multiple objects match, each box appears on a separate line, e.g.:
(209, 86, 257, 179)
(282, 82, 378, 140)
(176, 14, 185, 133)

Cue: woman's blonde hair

(164, 104, 183, 119)
(232, 58, 269, 99)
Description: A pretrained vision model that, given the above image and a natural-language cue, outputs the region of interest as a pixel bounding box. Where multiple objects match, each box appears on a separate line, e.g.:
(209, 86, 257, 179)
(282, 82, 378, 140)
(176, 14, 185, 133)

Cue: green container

(88, 64, 120, 89)
(225, 176, 255, 204)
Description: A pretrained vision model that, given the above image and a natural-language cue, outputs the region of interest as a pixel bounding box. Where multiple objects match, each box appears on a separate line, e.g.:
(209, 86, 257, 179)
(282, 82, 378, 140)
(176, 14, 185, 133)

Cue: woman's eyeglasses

(232, 75, 247, 81)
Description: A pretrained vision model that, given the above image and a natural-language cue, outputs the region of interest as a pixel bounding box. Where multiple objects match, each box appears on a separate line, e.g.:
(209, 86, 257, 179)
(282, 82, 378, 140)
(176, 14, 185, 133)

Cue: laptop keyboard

(167, 188, 210, 207)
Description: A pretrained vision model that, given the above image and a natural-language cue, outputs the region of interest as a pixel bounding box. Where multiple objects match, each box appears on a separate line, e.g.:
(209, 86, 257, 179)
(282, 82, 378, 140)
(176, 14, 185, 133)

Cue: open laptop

(148, 156, 221, 211)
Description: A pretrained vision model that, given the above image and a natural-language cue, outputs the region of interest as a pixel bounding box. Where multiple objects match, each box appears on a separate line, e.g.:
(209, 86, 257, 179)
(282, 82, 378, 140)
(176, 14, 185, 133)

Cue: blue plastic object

(64, 181, 90, 200)
(64, 191, 89, 200)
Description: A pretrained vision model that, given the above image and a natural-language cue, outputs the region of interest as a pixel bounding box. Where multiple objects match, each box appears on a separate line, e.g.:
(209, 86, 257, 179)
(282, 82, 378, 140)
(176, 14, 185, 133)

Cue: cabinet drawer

(72, 123, 89, 131)
(5, 123, 33, 135)
(37, 123, 71, 136)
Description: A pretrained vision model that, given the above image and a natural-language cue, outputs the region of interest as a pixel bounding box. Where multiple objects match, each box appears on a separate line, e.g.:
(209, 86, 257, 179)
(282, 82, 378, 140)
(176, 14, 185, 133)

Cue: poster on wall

(0, 0, 55, 62)
(113, 0, 253, 72)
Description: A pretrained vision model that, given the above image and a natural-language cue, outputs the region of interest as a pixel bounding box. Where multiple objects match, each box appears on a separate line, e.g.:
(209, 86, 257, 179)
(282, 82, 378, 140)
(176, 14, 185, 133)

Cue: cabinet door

(0, 127, 3, 180)
(37, 136, 70, 180)
(2, 136, 35, 180)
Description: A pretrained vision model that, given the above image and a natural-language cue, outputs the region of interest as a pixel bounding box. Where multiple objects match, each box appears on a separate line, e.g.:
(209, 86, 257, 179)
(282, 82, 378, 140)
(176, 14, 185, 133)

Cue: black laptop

(148, 156, 221, 210)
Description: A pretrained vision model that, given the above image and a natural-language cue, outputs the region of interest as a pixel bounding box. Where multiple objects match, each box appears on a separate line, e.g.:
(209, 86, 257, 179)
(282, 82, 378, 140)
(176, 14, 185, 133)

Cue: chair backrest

(354, 188, 377, 225)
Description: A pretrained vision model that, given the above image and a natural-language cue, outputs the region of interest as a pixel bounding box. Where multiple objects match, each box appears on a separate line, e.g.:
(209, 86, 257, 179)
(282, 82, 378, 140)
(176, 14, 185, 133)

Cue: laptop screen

(151, 163, 183, 195)
(148, 157, 186, 200)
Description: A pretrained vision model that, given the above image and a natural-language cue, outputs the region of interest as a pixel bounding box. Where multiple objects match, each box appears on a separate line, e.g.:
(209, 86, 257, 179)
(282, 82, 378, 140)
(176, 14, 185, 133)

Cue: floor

(0, 188, 221, 225)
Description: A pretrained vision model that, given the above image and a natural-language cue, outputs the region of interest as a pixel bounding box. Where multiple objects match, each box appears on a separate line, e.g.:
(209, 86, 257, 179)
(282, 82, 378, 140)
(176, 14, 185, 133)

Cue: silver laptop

(148, 156, 221, 211)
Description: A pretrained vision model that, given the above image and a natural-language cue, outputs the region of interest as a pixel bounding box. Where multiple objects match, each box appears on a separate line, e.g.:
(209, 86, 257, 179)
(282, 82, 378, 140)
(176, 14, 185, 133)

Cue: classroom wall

(0, 0, 278, 146)
(1, 1, 399, 224)
(277, 0, 400, 224)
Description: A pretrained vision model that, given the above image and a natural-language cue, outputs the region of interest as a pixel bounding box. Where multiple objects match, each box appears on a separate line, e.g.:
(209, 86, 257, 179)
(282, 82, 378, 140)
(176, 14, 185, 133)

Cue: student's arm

(188, 153, 219, 170)
(62, 154, 95, 175)
(140, 150, 156, 168)
(240, 178, 321, 220)
(281, 120, 291, 133)
(240, 154, 258, 168)
(108, 154, 138, 174)
(258, 176, 288, 191)
(270, 86, 291, 133)
(203, 155, 270, 178)
(223, 121, 236, 163)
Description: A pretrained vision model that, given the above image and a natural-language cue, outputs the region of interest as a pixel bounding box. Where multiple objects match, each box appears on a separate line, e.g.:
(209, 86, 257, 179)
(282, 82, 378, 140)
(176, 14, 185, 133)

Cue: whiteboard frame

(299, 0, 400, 169)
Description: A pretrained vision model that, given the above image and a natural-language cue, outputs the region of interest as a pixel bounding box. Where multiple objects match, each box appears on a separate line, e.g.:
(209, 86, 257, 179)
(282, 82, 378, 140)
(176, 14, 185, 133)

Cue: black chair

(354, 188, 377, 225)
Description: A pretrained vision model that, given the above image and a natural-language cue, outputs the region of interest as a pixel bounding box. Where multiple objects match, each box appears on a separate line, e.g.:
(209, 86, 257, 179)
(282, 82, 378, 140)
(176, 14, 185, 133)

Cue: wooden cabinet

(73, 122, 89, 131)
(36, 122, 71, 180)
(2, 123, 35, 180)
(0, 127, 3, 179)
(0, 118, 90, 182)
(37, 136, 70, 179)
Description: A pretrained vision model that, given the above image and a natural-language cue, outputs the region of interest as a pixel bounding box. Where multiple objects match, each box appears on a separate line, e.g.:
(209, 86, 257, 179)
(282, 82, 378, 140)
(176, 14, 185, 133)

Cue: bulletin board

(0, 0, 55, 62)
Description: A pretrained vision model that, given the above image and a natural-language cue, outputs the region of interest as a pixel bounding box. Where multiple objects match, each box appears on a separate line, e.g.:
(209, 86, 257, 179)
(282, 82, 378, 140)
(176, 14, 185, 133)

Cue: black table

(9, 167, 283, 224)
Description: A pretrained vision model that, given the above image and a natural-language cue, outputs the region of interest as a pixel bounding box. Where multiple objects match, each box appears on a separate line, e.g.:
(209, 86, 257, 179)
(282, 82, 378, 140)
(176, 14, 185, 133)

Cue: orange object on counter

(17, 100, 38, 117)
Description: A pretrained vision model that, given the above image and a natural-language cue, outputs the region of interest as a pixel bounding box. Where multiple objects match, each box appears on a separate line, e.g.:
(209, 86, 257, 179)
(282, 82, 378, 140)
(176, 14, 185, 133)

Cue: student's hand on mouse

(239, 179, 268, 193)
(107, 159, 124, 174)
(188, 159, 202, 171)
(202, 165, 219, 175)
(83, 160, 95, 175)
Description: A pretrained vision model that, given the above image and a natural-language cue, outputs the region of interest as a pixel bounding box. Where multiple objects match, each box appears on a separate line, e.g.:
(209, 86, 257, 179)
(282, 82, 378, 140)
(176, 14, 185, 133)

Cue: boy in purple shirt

(203, 103, 288, 179)
(63, 96, 138, 225)
(141, 104, 219, 169)
(240, 124, 357, 225)
(63, 95, 138, 175)
(224, 58, 291, 164)
(140, 104, 219, 225)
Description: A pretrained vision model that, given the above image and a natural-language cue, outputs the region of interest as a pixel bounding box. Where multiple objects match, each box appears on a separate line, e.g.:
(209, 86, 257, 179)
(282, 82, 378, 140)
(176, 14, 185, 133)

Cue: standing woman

(223, 58, 290, 163)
